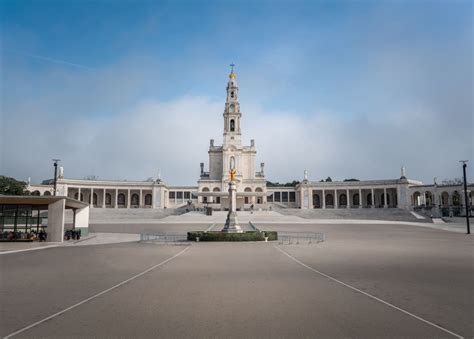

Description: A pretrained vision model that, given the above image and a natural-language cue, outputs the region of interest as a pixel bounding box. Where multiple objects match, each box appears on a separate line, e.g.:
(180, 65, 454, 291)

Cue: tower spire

(223, 65, 241, 146)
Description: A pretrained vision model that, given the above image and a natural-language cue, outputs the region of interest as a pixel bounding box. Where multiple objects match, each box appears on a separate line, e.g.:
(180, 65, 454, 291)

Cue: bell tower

(223, 64, 242, 146)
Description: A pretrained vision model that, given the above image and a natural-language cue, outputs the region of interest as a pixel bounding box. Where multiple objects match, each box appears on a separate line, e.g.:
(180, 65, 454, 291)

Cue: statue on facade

(58, 166, 64, 179)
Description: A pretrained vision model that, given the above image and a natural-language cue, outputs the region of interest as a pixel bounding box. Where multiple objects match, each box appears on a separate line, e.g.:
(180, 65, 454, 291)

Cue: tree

(266, 180, 300, 187)
(344, 178, 360, 182)
(441, 178, 463, 185)
(325, 177, 332, 182)
(0, 176, 29, 195)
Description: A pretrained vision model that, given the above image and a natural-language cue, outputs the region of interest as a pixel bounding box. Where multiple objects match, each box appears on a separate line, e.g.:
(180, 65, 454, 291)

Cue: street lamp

(52, 159, 61, 196)
(459, 160, 470, 234)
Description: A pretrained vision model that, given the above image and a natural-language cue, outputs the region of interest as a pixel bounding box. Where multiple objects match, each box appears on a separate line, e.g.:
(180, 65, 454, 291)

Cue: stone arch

(44, 191, 51, 196)
(367, 193, 372, 206)
(105, 193, 112, 206)
(230, 119, 235, 132)
(353, 193, 360, 206)
(381, 193, 390, 206)
(117, 193, 126, 207)
(425, 191, 433, 206)
(74, 192, 84, 201)
(441, 192, 449, 207)
(255, 187, 263, 204)
(325, 193, 334, 207)
(412, 191, 421, 206)
(145, 194, 152, 206)
(244, 187, 252, 204)
(202, 187, 209, 204)
(93, 193, 98, 206)
(131, 193, 139, 207)
(313, 193, 321, 208)
(32, 190, 40, 196)
(213, 187, 221, 204)
(339, 193, 347, 207)
(452, 191, 461, 206)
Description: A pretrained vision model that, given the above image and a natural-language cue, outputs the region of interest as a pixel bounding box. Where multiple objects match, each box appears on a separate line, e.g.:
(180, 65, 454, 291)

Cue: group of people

(0, 229, 47, 241)
(64, 229, 82, 241)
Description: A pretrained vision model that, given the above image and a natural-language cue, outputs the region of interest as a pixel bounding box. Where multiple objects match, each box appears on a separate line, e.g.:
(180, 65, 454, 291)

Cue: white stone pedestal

(222, 181, 243, 233)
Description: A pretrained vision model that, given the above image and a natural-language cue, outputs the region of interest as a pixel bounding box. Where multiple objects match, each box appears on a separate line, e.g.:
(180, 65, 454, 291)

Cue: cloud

(1, 1, 472, 185)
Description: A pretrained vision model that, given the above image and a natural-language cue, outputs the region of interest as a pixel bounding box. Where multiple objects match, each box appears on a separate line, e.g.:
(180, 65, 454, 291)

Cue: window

(169, 191, 175, 199)
(231, 91, 234, 98)
(230, 119, 235, 132)
(289, 192, 296, 202)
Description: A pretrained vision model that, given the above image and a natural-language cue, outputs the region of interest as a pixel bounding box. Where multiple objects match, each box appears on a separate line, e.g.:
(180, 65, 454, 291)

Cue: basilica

(28, 69, 472, 217)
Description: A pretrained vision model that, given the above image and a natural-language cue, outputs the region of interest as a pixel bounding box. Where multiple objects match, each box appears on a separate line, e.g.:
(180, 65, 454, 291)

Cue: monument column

(222, 168, 243, 233)
(322, 189, 326, 209)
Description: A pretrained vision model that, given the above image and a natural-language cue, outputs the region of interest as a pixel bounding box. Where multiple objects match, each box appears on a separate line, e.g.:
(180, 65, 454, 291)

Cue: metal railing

(278, 232, 325, 245)
(140, 233, 188, 245)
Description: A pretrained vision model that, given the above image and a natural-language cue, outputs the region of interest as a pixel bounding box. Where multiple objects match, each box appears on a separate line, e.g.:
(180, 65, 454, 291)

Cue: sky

(0, 0, 472, 185)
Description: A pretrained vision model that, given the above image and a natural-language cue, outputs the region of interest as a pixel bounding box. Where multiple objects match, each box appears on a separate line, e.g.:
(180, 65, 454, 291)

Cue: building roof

(0, 195, 89, 209)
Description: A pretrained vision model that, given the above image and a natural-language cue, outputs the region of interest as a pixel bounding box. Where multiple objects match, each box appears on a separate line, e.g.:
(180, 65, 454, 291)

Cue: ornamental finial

(229, 63, 236, 79)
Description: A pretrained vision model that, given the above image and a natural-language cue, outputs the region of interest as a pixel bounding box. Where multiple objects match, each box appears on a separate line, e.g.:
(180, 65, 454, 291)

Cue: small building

(0, 195, 89, 242)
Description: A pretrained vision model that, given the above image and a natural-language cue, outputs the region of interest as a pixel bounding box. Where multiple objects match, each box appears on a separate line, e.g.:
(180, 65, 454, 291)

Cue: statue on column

(230, 168, 237, 182)
(304, 170, 308, 181)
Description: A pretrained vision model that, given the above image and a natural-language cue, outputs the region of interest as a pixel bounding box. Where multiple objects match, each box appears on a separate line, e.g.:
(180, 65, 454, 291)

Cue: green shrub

(187, 231, 278, 242)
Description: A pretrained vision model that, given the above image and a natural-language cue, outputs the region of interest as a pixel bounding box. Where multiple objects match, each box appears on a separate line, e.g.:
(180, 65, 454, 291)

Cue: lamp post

(460, 160, 470, 234)
(52, 159, 61, 196)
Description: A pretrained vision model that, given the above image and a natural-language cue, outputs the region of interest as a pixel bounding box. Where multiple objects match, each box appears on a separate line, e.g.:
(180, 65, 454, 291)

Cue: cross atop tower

(229, 63, 236, 79)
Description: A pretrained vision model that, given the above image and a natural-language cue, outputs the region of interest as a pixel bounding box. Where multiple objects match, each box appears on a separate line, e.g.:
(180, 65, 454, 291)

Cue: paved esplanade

(1, 224, 472, 338)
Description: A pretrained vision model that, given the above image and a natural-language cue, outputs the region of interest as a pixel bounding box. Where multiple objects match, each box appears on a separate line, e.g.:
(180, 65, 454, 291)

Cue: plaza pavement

(0, 222, 472, 338)
(88, 210, 469, 234)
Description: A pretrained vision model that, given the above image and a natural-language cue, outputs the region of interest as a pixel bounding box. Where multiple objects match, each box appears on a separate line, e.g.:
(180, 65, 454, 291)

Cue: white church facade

(28, 69, 472, 217)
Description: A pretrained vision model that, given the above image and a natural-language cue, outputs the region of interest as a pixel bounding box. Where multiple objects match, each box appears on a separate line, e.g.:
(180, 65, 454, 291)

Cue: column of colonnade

(67, 186, 155, 209)
(302, 186, 397, 209)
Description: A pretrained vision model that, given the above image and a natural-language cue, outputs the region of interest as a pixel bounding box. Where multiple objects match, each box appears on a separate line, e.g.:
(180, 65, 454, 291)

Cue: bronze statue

(230, 168, 237, 182)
